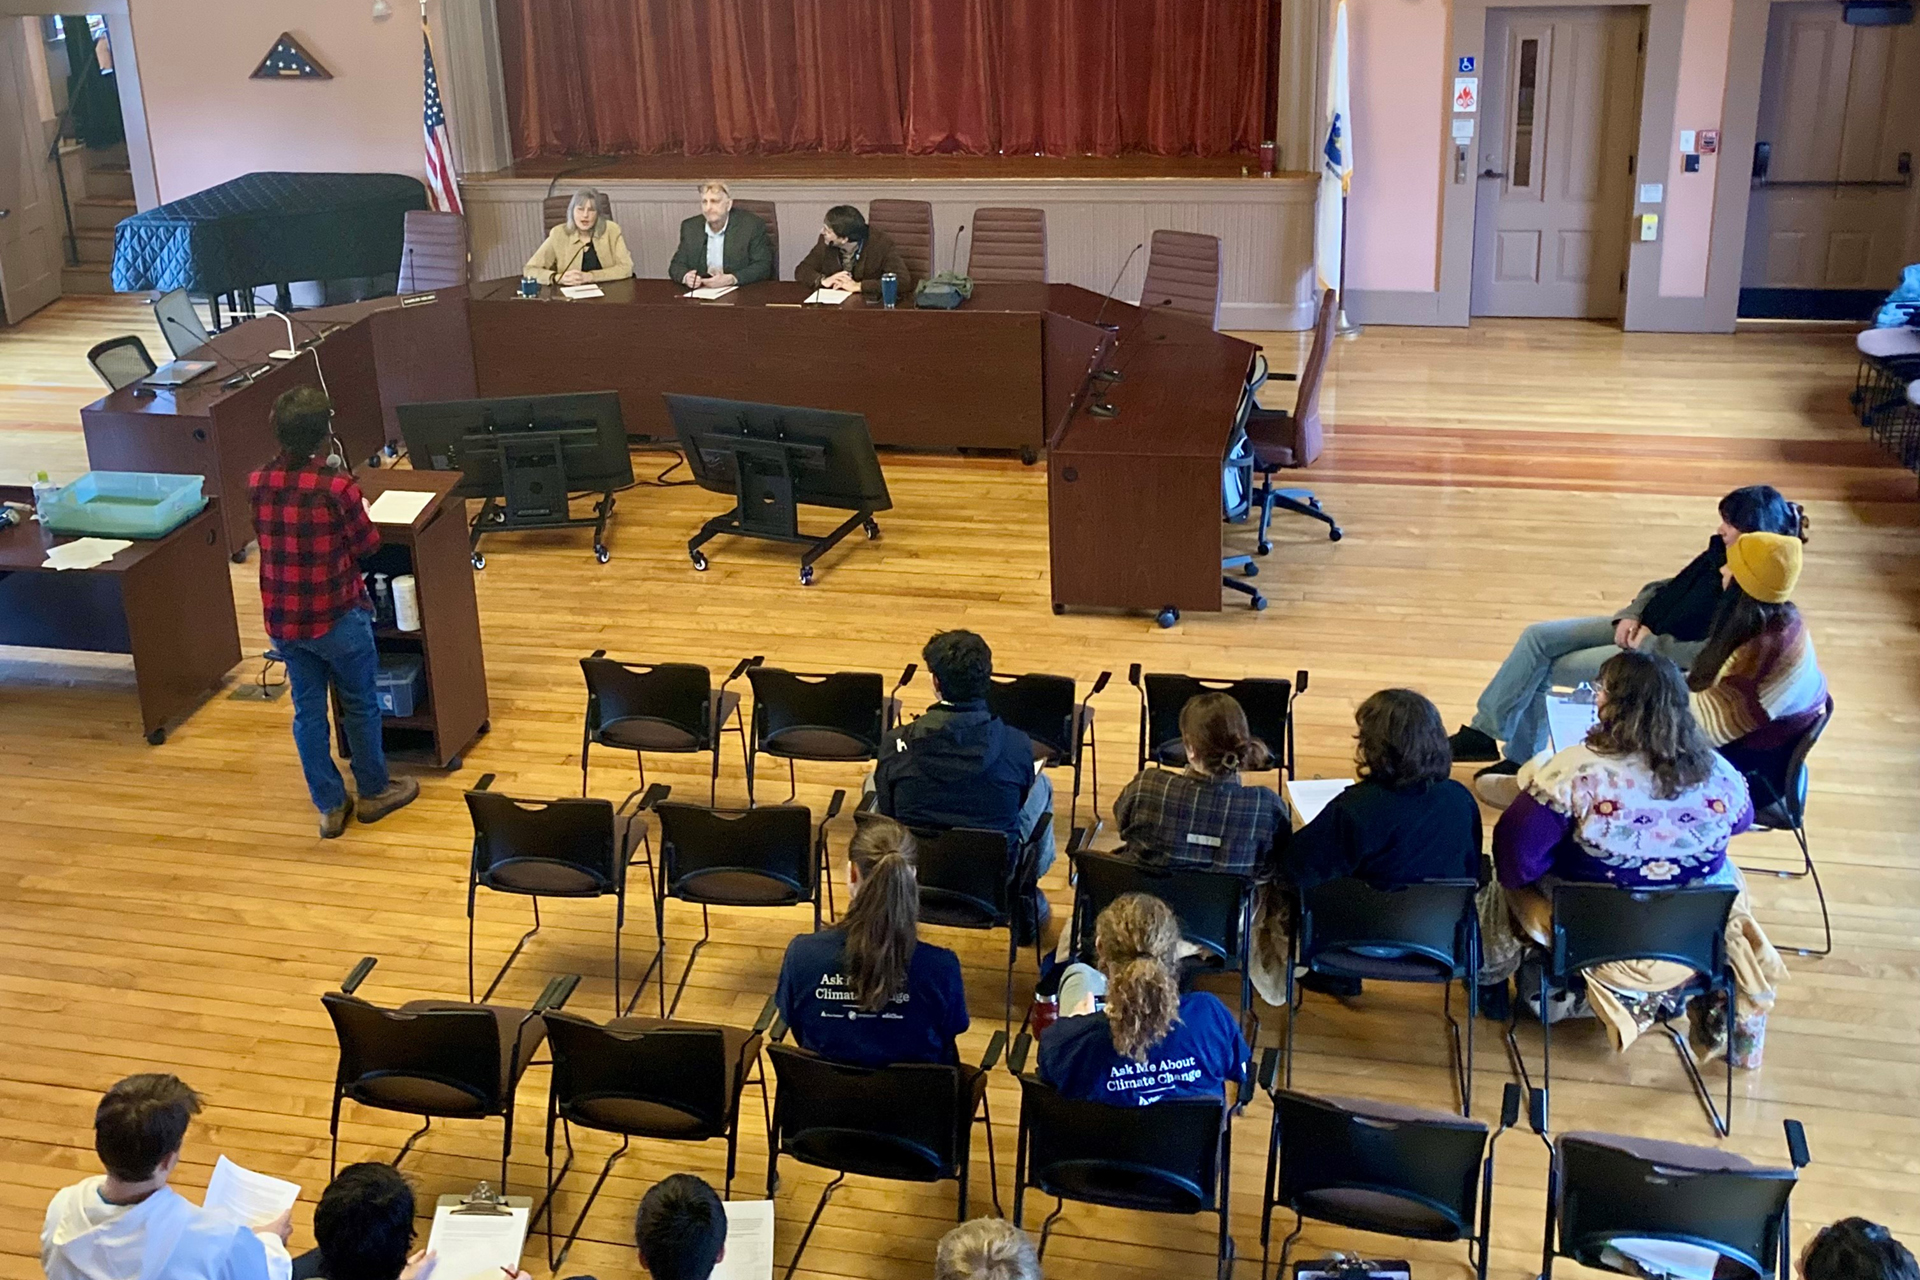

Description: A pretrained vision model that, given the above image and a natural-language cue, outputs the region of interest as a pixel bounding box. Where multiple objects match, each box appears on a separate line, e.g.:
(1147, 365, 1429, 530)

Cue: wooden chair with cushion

(398, 209, 469, 293)
(868, 198, 935, 282)
(1248, 289, 1343, 549)
(966, 207, 1047, 283)
(732, 198, 780, 279)
(1139, 229, 1222, 328)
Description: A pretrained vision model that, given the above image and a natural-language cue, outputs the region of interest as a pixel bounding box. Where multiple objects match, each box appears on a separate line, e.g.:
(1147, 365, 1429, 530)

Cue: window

(1512, 38, 1539, 188)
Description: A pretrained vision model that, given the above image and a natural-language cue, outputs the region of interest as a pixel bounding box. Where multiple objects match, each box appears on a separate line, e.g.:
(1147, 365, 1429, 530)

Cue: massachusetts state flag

(423, 20, 462, 214)
(1315, 0, 1352, 291)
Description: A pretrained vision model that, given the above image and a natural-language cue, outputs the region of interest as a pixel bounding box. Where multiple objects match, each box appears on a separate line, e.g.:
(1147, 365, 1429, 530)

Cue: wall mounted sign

(1453, 77, 1478, 112)
(252, 33, 332, 80)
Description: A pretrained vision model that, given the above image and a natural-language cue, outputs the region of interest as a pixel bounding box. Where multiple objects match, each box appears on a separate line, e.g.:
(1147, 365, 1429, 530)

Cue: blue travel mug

(880, 272, 898, 309)
(519, 276, 540, 298)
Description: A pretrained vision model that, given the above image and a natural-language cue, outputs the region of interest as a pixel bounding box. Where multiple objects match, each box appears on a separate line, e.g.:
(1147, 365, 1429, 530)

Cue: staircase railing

(48, 37, 110, 269)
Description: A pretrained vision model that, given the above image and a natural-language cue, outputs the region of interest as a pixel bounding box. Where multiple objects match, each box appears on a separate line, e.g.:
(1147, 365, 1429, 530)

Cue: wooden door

(1471, 7, 1645, 318)
(1740, 3, 1920, 314)
(0, 17, 63, 323)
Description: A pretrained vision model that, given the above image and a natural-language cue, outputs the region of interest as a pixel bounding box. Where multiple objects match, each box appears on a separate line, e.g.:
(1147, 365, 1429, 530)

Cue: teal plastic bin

(38, 471, 207, 539)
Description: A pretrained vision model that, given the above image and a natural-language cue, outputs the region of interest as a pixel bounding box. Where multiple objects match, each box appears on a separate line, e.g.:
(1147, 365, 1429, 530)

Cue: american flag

(422, 20, 462, 214)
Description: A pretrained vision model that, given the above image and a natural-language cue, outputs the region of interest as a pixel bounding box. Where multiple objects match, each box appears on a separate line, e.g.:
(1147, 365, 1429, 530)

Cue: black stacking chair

(540, 997, 777, 1268)
(766, 1023, 1006, 1280)
(1008, 1033, 1245, 1280)
(899, 813, 1051, 1033)
(1068, 837, 1257, 1029)
(1542, 1121, 1810, 1280)
(1260, 1076, 1526, 1280)
(1287, 878, 1481, 1114)
(86, 335, 157, 392)
(1731, 695, 1834, 957)
(984, 670, 1111, 830)
(1130, 665, 1307, 779)
(1507, 883, 1738, 1136)
(745, 660, 914, 803)
(580, 653, 753, 804)
(646, 791, 842, 1017)
(321, 957, 577, 1192)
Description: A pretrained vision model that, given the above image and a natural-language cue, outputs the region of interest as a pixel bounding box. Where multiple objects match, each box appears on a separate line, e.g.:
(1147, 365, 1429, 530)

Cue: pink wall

(125, 0, 423, 204)
(1658, 0, 1733, 297)
(1347, 0, 1448, 292)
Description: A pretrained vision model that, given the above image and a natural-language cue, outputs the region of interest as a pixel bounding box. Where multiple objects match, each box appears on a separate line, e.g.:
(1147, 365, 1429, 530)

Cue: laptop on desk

(143, 359, 217, 388)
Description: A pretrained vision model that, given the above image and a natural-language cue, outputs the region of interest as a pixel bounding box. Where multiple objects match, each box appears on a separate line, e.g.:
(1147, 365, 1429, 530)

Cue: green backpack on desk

(915, 271, 973, 309)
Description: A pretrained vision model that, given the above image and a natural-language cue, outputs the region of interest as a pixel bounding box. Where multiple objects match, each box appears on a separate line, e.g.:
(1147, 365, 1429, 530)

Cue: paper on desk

(710, 1200, 775, 1280)
(1602, 1238, 1721, 1280)
(683, 285, 738, 300)
(42, 537, 132, 570)
(1285, 777, 1354, 830)
(560, 283, 605, 299)
(1546, 694, 1601, 753)
(365, 489, 435, 525)
(425, 1202, 531, 1280)
(203, 1155, 300, 1227)
(803, 287, 854, 304)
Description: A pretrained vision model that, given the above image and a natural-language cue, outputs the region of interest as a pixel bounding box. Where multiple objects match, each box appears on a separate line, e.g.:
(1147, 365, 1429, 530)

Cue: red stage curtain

(496, 0, 1270, 160)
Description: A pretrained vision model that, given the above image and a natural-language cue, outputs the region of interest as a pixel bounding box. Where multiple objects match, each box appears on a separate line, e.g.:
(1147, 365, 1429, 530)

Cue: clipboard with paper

(427, 1185, 533, 1280)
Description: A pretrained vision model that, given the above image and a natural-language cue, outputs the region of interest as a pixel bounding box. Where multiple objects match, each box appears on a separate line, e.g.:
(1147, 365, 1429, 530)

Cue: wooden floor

(3, 299, 1917, 1280)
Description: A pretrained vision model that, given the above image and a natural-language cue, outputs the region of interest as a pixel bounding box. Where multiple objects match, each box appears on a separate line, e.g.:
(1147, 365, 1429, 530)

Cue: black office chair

(1068, 838, 1258, 1030)
(767, 1026, 1006, 1280)
(1507, 883, 1738, 1136)
(646, 792, 841, 1017)
(86, 335, 157, 392)
(1223, 365, 1269, 610)
(1008, 1033, 1245, 1280)
(1287, 877, 1482, 1114)
(1731, 695, 1834, 958)
(321, 957, 576, 1192)
(1259, 1077, 1526, 1280)
(465, 773, 664, 1014)
(152, 288, 210, 359)
(1542, 1121, 1810, 1280)
(745, 660, 913, 804)
(1130, 665, 1307, 779)
(984, 669, 1111, 831)
(580, 653, 752, 804)
(540, 997, 776, 1268)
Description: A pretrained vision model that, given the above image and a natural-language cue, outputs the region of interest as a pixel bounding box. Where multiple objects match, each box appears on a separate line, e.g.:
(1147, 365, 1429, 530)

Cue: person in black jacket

(666, 181, 773, 289)
(873, 630, 1054, 924)
(1448, 486, 1807, 777)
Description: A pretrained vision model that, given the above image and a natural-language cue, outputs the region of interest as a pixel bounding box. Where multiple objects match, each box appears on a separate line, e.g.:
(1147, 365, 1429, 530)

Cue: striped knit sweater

(1691, 609, 1827, 751)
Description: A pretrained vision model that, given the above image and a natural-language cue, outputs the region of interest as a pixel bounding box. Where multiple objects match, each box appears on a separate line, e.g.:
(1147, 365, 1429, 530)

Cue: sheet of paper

(1603, 1238, 1721, 1280)
(365, 488, 436, 525)
(559, 284, 605, 299)
(803, 288, 854, 304)
(1285, 777, 1354, 830)
(710, 1200, 774, 1280)
(42, 537, 132, 570)
(425, 1203, 531, 1280)
(1546, 694, 1601, 752)
(202, 1155, 300, 1227)
(683, 285, 738, 300)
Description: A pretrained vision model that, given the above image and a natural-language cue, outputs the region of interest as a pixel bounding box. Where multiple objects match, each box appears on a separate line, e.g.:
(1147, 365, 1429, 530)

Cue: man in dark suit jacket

(795, 204, 913, 298)
(668, 181, 773, 288)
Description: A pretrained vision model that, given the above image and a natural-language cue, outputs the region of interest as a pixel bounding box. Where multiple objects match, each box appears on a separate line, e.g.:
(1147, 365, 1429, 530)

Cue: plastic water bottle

(372, 573, 393, 627)
(31, 471, 59, 522)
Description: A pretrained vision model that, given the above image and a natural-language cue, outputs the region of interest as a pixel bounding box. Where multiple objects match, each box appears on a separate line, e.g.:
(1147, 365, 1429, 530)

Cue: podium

(341, 471, 489, 769)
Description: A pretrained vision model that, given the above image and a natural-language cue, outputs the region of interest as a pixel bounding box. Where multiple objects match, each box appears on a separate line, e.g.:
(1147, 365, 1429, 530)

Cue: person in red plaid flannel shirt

(248, 386, 418, 837)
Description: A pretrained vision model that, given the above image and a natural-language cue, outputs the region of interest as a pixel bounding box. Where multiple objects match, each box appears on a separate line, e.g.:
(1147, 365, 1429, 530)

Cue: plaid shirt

(247, 455, 380, 642)
(1114, 767, 1289, 879)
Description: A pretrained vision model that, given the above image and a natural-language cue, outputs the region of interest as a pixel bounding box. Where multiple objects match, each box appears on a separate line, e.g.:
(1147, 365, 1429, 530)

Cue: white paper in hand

(1285, 778, 1354, 830)
(709, 1200, 775, 1280)
(425, 1202, 531, 1280)
(1545, 695, 1600, 753)
(202, 1155, 300, 1227)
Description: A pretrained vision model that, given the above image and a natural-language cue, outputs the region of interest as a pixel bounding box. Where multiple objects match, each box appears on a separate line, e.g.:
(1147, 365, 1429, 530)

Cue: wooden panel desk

(0, 497, 241, 742)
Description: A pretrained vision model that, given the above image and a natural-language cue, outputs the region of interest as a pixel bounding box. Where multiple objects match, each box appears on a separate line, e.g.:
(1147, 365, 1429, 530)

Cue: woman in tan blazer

(523, 188, 633, 285)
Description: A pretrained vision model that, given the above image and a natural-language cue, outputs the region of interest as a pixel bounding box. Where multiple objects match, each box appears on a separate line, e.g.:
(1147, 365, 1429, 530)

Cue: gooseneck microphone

(159, 311, 268, 389)
(949, 223, 966, 275)
(1089, 242, 1145, 336)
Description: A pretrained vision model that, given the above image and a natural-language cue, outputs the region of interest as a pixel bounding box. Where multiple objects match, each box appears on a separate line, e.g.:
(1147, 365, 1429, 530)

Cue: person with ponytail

(1113, 692, 1288, 877)
(774, 816, 969, 1068)
(1039, 894, 1249, 1107)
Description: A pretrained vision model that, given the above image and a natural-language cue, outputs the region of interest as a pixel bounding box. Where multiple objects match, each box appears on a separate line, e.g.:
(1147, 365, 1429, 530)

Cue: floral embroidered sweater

(1493, 744, 1753, 890)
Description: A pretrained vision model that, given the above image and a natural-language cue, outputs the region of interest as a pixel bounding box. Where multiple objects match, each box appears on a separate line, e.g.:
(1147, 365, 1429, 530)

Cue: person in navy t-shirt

(1039, 893, 1249, 1106)
(775, 816, 969, 1068)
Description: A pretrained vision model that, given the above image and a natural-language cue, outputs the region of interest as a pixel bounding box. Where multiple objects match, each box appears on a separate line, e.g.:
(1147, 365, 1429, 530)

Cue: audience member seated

(1487, 652, 1784, 1066)
(1040, 894, 1250, 1106)
(775, 816, 969, 1067)
(568, 1173, 728, 1280)
(1687, 531, 1828, 778)
(291, 1163, 440, 1280)
(1449, 485, 1807, 780)
(795, 205, 913, 298)
(936, 1218, 1043, 1280)
(668, 180, 773, 290)
(1802, 1219, 1918, 1280)
(1113, 691, 1288, 877)
(43, 1074, 293, 1280)
(875, 629, 1056, 928)
(524, 187, 633, 286)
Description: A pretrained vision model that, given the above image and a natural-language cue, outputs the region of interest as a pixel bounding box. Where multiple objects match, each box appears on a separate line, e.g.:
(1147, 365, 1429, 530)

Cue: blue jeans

(1470, 616, 1704, 764)
(278, 608, 389, 813)
(1020, 771, 1058, 921)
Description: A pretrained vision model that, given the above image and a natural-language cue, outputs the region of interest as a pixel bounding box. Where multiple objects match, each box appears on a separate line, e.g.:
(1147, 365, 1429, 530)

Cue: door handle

(1478, 169, 1507, 180)
(0, 209, 11, 218)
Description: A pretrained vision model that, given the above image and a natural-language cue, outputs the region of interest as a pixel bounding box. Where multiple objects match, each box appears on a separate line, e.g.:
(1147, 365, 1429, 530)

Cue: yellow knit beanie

(1726, 532, 1802, 603)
